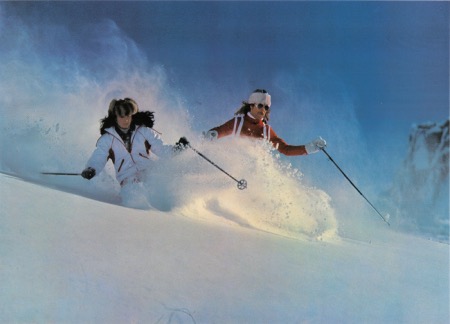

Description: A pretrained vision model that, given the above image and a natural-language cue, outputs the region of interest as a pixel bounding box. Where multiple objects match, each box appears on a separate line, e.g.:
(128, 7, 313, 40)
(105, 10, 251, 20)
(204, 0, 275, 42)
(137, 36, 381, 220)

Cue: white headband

(248, 92, 271, 107)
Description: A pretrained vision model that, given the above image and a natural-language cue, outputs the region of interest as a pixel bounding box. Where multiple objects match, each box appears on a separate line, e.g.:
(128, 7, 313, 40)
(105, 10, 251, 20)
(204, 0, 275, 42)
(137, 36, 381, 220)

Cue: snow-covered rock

(387, 119, 449, 242)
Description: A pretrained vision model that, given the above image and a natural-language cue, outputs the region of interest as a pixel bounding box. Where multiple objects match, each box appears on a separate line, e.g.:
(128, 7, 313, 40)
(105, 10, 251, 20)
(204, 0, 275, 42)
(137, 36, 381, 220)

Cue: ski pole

(321, 148, 390, 226)
(187, 144, 247, 190)
(41, 172, 81, 176)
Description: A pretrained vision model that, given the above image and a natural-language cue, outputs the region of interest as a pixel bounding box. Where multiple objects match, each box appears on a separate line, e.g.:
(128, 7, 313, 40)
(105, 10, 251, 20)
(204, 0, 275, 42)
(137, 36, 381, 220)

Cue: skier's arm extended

(82, 135, 112, 179)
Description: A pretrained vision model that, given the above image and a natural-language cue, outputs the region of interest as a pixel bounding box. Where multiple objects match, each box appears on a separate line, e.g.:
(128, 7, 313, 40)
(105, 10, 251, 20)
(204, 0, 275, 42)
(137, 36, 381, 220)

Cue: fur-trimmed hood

(100, 111, 155, 135)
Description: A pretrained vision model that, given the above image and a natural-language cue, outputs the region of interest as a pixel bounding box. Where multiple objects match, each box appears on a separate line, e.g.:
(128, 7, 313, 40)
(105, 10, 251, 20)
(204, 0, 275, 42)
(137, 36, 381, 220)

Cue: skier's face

(116, 113, 132, 129)
(249, 103, 269, 121)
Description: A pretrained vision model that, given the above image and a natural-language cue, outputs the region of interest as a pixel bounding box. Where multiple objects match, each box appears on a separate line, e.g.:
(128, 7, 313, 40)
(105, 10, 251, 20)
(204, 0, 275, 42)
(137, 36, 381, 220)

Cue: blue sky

(6, 2, 447, 123)
(1, 1, 448, 191)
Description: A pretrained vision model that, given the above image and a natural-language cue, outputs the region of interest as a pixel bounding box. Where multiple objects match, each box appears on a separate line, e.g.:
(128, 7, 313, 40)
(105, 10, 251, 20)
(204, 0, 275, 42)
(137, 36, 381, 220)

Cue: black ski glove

(81, 167, 96, 180)
(175, 137, 190, 151)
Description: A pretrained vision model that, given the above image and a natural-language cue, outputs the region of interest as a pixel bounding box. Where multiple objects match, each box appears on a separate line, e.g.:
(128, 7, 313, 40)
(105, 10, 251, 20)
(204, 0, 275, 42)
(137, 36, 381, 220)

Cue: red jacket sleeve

(209, 118, 236, 138)
(269, 128, 307, 156)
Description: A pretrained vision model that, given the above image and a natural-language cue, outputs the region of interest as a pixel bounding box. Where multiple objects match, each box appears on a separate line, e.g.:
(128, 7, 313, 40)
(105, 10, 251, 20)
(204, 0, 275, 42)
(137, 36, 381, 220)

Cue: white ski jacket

(86, 126, 172, 184)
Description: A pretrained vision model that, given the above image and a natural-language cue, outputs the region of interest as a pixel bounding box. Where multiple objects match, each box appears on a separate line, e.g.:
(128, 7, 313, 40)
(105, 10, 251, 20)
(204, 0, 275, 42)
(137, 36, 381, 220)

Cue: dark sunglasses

(253, 103, 270, 111)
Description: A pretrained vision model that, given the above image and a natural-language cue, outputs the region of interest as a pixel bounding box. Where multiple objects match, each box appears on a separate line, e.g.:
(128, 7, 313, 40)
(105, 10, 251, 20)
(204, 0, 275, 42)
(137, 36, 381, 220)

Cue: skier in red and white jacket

(204, 89, 326, 155)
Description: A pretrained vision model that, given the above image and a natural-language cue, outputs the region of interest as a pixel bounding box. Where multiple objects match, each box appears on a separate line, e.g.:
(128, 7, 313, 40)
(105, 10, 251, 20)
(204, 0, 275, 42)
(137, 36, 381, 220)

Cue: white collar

(247, 112, 256, 119)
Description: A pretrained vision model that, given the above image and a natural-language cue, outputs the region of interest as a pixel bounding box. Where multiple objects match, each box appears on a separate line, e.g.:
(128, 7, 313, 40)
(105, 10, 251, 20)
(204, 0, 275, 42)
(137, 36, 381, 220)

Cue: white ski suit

(86, 126, 172, 185)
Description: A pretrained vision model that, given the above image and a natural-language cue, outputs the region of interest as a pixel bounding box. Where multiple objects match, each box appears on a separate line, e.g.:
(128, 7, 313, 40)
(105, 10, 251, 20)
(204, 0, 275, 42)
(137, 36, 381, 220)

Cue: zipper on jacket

(117, 159, 125, 172)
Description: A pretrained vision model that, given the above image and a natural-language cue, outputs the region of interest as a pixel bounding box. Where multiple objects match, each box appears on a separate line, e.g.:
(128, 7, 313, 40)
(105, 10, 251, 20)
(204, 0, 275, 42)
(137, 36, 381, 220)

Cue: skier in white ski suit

(82, 98, 188, 208)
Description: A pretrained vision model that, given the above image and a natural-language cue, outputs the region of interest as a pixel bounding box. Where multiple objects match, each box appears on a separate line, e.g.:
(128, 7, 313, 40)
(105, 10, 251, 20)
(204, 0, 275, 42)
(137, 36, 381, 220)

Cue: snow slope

(1, 172, 448, 323)
(0, 2, 448, 322)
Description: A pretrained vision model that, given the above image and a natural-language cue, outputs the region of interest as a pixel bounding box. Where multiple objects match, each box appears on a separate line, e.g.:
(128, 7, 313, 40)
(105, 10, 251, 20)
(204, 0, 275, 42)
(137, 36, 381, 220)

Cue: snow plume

(385, 120, 449, 242)
(0, 9, 192, 178)
(269, 69, 388, 237)
(147, 139, 338, 241)
(271, 68, 385, 192)
(0, 6, 337, 241)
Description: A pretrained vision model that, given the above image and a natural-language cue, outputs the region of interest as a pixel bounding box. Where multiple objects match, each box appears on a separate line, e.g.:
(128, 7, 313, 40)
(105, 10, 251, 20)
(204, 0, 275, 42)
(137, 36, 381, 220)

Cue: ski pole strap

(321, 148, 390, 226)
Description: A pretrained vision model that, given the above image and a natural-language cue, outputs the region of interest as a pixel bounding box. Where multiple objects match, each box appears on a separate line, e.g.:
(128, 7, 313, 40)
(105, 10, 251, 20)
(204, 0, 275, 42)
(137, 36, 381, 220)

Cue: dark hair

(253, 89, 268, 94)
(234, 103, 252, 117)
(100, 111, 155, 134)
(132, 111, 155, 128)
(100, 98, 155, 134)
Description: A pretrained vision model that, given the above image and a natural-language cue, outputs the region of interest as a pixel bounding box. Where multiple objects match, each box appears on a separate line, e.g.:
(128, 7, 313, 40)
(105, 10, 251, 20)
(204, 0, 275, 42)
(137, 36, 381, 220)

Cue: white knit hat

(248, 91, 271, 107)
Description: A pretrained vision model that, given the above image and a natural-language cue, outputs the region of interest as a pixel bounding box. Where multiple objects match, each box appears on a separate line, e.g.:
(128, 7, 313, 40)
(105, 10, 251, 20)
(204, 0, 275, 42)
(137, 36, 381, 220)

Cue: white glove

(203, 130, 219, 141)
(305, 136, 326, 154)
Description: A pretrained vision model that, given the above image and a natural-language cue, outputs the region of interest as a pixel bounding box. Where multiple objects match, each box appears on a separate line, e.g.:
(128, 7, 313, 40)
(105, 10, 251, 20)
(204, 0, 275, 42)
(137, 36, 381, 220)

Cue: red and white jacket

(86, 126, 172, 184)
(209, 113, 307, 156)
